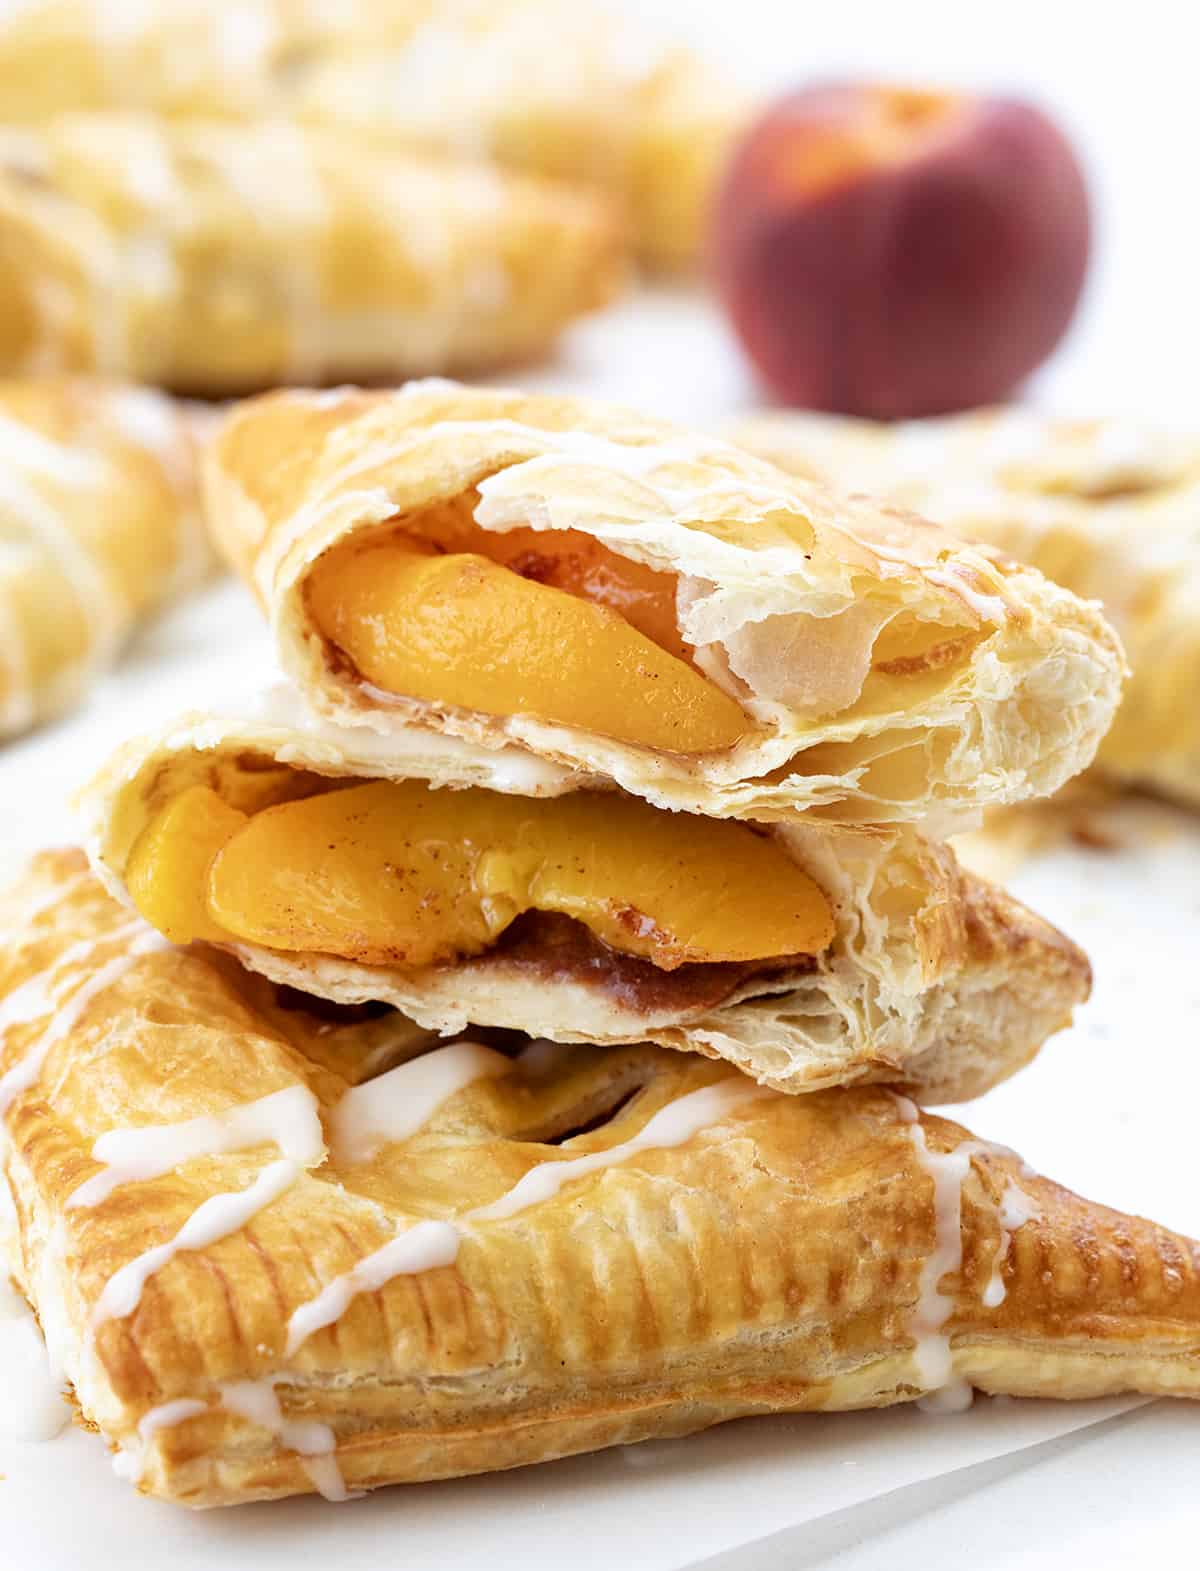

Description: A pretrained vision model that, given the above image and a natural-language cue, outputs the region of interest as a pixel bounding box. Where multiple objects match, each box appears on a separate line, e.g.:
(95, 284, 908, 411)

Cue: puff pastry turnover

(78, 704, 1088, 1104)
(732, 408, 1199, 807)
(0, 376, 207, 739)
(204, 382, 1123, 833)
(0, 0, 744, 271)
(1, 851, 1195, 1507)
(293, 14, 750, 271)
(0, 114, 623, 394)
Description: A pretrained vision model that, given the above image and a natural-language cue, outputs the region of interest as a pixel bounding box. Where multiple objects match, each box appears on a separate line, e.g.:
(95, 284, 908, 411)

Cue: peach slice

(197, 779, 834, 970)
(126, 784, 250, 945)
(306, 538, 749, 755)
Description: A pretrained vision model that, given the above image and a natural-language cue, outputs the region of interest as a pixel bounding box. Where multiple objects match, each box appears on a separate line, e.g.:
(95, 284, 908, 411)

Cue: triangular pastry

(731, 407, 1199, 807)
(203, 382, 1123, 832)
(1, 852, 1193, 1507)
(0, 376, 208, 740)
(0, 115, 623, 394)
(79, 711, 1088, 1103)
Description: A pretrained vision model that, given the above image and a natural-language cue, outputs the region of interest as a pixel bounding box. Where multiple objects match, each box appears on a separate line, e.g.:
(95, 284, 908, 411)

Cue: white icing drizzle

(103, 1073, 771, 1494)
(111, 1398, 207, 1483)
(982, 1178, 1040, 1309)
(0, 1271, 70, 1441)
(891, 1095, 1039, 1411)
(0, 925, 166, 1116)
(286, 1077, 771, 1355)
(284, 1219, 461, 1356)
(0, 868, 87, 949)
(90, 1158, 300, 1330)
(0, 450, 123, 660)
(470, 1079, 771, 1220)
(220, 1378, 351, 1502)
(68, 1085, 324, 1209)
(330, 1040, 509, 1165)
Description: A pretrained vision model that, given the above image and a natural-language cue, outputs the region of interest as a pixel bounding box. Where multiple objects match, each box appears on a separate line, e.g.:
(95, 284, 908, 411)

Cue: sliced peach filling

(126, 778, 834, 971)
(305, 517, 750, 755)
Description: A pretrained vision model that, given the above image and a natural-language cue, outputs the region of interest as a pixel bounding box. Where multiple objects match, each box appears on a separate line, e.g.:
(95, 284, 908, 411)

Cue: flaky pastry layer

(731, 407, 1198, 806)
(80, 707, 1089, 1103)
(0, 852, 1195, 1508)
(204, 382, 1123, 834)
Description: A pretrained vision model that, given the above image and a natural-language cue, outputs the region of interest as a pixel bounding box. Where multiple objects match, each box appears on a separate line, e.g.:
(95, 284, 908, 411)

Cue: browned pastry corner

(0, 852, 1181, 1508)
(0, 376, 209, 739)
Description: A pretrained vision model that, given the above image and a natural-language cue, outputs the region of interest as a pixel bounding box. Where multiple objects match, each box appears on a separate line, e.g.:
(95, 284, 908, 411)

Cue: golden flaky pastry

(0, 1, 747, 271)
(79, 701, 1088, 1104)
(732, 407, 1200, 807)
(0, 115, 622, 395)
(293, 19, 751, 272)
(1, 851, 1196, 1507)
(0, 377, 209, 740)
(204, 382, 1123, 833)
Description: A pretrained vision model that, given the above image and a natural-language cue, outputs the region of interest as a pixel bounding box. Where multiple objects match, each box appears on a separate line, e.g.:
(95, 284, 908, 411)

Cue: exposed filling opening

(306, 497, 751, 755)
(305, 495, 985, 758)
(125, 775, 835, 980)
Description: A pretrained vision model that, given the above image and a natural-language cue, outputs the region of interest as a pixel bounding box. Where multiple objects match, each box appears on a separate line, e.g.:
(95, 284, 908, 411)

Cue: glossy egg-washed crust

(80, 710, 1089, 1105)
(0, 115, 623, 395)
(2, 852, 1197, 1508)
(0, 376, 209, 739)
(204, 383, 1124, 835)
(732, 408, 1200, 808)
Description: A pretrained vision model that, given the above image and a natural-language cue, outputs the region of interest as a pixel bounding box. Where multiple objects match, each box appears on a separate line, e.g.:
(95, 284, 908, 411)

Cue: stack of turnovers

(0, 376, 208, 740)
(10, 384, 1181, 1512)
(732, 408, 1200, 808)
(0, 0, 750, 277)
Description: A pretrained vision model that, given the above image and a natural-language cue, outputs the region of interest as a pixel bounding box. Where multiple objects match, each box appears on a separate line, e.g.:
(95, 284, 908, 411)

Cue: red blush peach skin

(712, 84, 1092, 418)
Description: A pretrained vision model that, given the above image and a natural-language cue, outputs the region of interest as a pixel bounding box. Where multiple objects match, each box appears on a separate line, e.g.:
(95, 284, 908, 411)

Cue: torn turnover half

(203, 382, 1124, 833)
(81, 693, 1088, 1105)
(0, 376, 207, 740)
(0, 116, 623, 393)
(731, 406, 1200, 808)
(2, 852, 1197, 1507)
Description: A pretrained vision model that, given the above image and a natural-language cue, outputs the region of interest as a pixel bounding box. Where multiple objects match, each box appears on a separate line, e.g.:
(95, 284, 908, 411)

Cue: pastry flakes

(2, 852, 1196, 1507)
(731, 407, 1200, 807)
(204, 382, 1124, 833)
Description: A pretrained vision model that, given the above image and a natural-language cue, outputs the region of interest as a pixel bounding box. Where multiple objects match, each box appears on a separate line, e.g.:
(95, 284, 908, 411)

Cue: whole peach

(712, 84, 1092, 417)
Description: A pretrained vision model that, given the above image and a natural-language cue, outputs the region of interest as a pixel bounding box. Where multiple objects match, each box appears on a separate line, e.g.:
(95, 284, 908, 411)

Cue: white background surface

(2, 1, 1199, 1565)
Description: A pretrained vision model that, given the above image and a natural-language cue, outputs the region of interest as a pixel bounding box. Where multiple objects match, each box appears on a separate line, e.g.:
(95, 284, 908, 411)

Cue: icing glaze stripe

(91, 1158, 300, 1330)
(330, 1040, 509, 1165)
(286, 1076, 771, 1355)
(0, 926, 166, 1116)
(69, 1085, 324, 1209)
